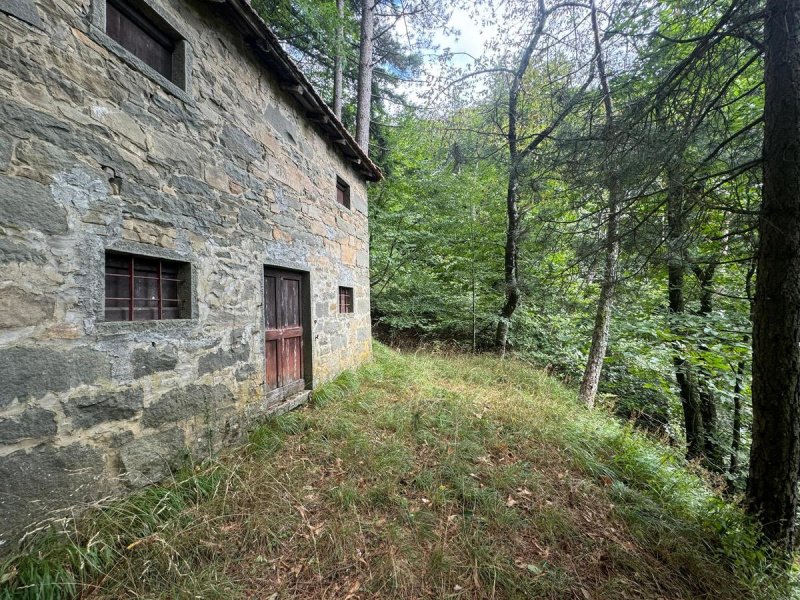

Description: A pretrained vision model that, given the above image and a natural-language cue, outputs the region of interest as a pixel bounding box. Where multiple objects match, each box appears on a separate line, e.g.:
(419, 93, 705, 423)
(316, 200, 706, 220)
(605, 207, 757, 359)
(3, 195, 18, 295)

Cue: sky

(432, 6, 496, 67)
(396, 5, 499, 107)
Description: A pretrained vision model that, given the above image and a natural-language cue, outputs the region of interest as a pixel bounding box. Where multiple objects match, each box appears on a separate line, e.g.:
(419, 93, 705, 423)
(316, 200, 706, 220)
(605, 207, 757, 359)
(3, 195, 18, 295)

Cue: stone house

(0, 0, 381, 549)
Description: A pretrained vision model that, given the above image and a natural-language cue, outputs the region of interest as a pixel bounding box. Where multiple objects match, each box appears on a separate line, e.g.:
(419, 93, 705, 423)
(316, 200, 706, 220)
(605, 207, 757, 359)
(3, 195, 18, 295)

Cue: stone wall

(0, 0, 372, 550)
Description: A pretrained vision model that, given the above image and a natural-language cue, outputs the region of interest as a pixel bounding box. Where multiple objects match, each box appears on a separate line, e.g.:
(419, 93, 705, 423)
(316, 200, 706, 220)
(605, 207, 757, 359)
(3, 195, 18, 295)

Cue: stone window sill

(93, 318, 200, 336)
(88, 26, 193, 105)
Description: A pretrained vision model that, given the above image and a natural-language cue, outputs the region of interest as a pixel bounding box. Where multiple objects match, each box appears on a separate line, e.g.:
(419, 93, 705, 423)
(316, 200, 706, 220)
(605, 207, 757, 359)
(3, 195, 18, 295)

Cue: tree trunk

(495, 173, 522, 355)
(728, 358, 745, 492)
(729, 260, 756, 493)
(491, 0, 591, 355)
(698, 385, 724, 471)
(746, 0, 800, 555)
(579, 0, 620, 408)
(580, 202, 620, 408)
(695, 264, 725, 472)
(664, 170, 705, 458)
(674, 356, 704, 459)
(333, 0, 345, 119)
(492, 0, 548, 355)
(355, 0, 375, 152)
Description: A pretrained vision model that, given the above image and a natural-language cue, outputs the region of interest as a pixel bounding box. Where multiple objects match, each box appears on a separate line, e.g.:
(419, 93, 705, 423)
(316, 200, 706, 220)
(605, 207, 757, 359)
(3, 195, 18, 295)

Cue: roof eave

(210, 0, 383, 182)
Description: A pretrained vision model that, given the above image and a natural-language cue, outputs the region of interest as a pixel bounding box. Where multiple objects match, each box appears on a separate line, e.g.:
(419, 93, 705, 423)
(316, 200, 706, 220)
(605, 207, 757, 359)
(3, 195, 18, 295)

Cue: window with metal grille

(104, 252, 190, 321)
(338, 286, 354, 314)
(105, 0, 177, 84)
(336, 177, 351, 208)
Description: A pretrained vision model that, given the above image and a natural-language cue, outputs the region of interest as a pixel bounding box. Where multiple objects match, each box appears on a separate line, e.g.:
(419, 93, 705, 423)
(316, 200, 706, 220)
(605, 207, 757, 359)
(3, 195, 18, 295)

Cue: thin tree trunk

(695, 264, 725, 472)
(333, 0, 345, 119)
(728, 358, 745, 491)
(495, 174, 522, 356)
(355, 0, 375, 152)
(493, 0, 547, 355)
(664, 168, 704, 457)
(729, 260, 756, 492)
(698, 385, 723, 471)
(675, 356, 704, 459)
(579, 0, 620, 408)
(492, 1, 592, 354)
(746, 0, 800, 555)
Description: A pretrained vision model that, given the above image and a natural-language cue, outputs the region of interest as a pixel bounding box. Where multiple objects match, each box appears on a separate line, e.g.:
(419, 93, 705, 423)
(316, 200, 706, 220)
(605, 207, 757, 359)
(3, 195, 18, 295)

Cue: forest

(5, 0, 800, 597)
(260, 0, 800, 564)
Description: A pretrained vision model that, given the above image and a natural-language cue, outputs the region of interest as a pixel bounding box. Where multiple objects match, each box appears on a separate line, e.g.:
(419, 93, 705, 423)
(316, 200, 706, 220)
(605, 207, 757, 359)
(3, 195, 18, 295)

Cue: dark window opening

(336, 177, 351, 209)
(338, 286, 354, 314)
(106, 0, 176, 83)
(104, 251, 190, 321)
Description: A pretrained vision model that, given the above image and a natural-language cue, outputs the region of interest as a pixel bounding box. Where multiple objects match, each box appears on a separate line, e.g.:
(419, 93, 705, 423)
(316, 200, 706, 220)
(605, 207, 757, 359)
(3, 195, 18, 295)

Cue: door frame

(262, 265, 312, 404)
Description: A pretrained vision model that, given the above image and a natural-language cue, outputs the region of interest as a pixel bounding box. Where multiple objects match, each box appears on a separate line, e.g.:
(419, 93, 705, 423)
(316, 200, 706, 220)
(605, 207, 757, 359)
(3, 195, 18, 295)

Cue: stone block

(141, 383, 232, 428)
(147, 129, 201, 174)
(0, 287, 55, 328)
(0, 0, 43, 28)
(0, 132, 13, 170)
(0, 407, 57, 443)
(64, 388, 144, 429)
(221, 123, 263, 162)
(170, 173, 212, 197)
(132, 346, 178, 379)
(0, 346, 112, 407)
(203, 163, 229, 192)
(0, 444, 107, 548)
(0, 100, 72, 151)
(89, 104, 146, 149)
(119, 429, 186, 488)
(15, 138, 76, 174)
(263, 106, 298, 143)
(0, 238, 46, 265)
(235, 363, 257, 382)
(0, 175, 68, 235)
(197, 342, 250, 375)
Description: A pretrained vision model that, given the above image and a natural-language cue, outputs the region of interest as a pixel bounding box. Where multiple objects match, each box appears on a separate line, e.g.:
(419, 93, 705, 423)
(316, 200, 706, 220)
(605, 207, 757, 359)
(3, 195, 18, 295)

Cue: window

(104, 252, 190, 321)
(102, 0, 188, 90)
(336, 177, 351, 209)
(338, 287, 354, 314)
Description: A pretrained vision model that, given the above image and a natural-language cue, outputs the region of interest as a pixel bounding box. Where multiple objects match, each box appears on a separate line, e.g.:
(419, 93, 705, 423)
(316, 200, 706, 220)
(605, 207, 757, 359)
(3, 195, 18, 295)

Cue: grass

(1, 342, 795, 599)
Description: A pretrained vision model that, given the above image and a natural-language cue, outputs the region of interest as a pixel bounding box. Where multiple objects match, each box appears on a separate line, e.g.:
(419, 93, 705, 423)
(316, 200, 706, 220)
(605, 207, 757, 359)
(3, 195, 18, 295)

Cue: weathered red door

(264, 268, 305, 393)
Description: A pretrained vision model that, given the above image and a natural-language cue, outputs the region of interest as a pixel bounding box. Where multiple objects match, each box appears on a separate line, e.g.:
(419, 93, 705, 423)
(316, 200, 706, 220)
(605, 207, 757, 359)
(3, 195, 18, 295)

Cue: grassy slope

(1, 343, 792, 599)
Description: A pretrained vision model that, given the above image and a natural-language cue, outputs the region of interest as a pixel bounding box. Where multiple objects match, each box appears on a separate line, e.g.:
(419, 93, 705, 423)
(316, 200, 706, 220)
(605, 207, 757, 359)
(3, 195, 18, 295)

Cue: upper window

(104, 252, 190, 321)
(338, 287, 354, 314)
(336, 177, 351, 209)
(105, 0, 181, 86)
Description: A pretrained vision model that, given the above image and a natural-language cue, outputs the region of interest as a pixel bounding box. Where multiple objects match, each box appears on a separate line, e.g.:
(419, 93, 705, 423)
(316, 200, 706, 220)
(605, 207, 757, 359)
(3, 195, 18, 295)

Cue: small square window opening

(104, 0, 185, 88)
(104, 251, 190, 321)
(336, 177, 351, 209)
(338, 286, 354, 314)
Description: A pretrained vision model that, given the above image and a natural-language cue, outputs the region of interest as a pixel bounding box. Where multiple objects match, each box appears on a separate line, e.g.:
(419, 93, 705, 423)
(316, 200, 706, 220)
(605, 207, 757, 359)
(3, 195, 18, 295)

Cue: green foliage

(370, 112, 507, 346)
(369, 0, 763, 484)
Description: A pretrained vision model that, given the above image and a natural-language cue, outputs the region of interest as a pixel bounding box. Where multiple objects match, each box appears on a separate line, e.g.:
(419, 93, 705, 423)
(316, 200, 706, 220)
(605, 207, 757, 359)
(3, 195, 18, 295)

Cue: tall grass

(1, 342, 794, 599)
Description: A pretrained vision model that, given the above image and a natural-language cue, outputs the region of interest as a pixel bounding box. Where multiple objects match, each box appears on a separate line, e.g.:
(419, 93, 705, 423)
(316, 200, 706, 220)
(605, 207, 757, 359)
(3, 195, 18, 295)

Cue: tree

(438, 0, 593, 354)
(746, 0, 800, 556)
(334, 0, 346, 119)
(579, 0, 622, 408)
(355, 0, 376, 150)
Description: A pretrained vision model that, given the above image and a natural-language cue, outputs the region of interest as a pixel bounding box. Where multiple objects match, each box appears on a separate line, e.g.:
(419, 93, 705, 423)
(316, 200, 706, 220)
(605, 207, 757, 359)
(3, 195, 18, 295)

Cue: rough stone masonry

(0, 0, 380, 551)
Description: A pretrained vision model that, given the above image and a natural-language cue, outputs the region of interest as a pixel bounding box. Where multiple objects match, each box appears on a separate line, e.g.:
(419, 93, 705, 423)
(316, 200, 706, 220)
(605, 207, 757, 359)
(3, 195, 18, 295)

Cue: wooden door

(264, 268, 305, 393)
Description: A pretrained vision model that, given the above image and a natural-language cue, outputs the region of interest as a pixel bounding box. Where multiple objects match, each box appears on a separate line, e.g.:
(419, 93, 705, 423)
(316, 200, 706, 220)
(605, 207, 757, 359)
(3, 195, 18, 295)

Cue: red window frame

(338, 286, 354, 314)
(104, 252, 185, 321)
(336, 177, 351, 208)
